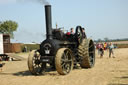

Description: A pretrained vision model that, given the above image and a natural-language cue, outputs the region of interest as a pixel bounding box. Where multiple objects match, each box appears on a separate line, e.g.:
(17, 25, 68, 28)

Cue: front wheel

(28, 50, 46, 75)
(55, 48, 73, 75)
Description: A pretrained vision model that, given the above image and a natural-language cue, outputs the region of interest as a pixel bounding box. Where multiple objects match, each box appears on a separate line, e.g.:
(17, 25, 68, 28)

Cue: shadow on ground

(13, 70, 32, 76)
(120, 76, 128, 79)
(0, 67, 60, 76)
(13, 70, 58, 76)
(0, 70, 58, 76)
(12, 68, 59, 76)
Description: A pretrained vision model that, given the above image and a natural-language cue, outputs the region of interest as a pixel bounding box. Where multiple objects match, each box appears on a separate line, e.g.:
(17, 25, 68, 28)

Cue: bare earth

(0, 48, 128, 85)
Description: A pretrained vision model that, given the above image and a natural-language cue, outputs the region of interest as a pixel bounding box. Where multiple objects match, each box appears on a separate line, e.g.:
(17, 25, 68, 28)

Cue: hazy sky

(0, 0, 128, 43)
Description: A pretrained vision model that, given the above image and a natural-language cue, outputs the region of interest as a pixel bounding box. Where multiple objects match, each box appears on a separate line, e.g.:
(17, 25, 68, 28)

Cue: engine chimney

(45, 5, 52, 39)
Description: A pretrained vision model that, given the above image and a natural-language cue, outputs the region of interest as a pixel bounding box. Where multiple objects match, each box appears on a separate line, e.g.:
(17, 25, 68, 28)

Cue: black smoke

(17, 0, 50, 5)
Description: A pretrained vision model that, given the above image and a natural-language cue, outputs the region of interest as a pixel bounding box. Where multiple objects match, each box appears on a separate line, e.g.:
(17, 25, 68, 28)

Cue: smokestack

(45, 5, 52, 39)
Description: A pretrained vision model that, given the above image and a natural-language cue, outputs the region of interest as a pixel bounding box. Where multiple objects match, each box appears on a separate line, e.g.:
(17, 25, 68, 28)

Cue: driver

(66, 28, 74, 35)
(70, 28, 74, 35)
(82, 28, 87, 38)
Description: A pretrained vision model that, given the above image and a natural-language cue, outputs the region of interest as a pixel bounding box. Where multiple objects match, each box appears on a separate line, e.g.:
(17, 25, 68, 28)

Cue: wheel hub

(35, 60, 40, 65)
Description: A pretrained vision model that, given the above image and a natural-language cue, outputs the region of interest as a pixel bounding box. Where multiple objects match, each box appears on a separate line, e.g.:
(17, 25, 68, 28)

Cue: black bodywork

(39, 5, 82, 66)
(40, 29, 80, 65)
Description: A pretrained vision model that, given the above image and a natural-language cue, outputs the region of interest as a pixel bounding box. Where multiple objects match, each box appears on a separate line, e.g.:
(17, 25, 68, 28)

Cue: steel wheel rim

(61, 49, 72, 74)
(33, 51, 43, 74)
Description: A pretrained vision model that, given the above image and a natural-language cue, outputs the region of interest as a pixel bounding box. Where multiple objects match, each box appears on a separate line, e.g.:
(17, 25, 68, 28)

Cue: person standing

(99, 43, 104, 58)
(70, 28, 74, 35)
(104, 42, 107, 50)
(97, 43, 101, 55)
(82, 28, 87, 38)
(66, 28, 74, 35)
(109, 43, 115, 58)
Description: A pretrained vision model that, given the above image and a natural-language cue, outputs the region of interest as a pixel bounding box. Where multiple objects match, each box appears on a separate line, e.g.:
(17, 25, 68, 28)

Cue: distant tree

(0, 20, 18, 38)
(97, 38, 102, 42)
(104, 37, 109, 42)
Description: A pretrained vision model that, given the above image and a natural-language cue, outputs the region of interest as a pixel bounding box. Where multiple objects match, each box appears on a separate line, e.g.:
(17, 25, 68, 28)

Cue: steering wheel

(75, 26, 83, 44)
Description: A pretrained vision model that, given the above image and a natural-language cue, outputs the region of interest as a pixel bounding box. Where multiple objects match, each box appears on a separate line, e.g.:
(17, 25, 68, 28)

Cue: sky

(0, 0, 128, 43)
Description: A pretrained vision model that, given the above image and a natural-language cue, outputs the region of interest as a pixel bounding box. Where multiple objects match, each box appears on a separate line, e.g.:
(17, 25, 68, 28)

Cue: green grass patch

(21, 44, 40, 52)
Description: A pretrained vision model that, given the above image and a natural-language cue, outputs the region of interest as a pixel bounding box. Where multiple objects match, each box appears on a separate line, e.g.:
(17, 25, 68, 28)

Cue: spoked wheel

(55, 48, 73, 75)
(78, 39, 95, 68)
(28, 50, 46, 75)
(75, 26, 84, 44)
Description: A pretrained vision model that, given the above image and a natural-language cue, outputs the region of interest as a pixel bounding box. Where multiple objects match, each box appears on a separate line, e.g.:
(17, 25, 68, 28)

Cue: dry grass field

(112, 41, 128, 44)
(0, 48, 128, 85)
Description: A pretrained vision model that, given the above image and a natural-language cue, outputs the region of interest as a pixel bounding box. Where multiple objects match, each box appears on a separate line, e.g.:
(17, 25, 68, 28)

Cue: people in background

(99, 43, 104, 58)
(104, 42, 107, 50)
(23, 46, 27, 52)
(109, 43, 115, 58)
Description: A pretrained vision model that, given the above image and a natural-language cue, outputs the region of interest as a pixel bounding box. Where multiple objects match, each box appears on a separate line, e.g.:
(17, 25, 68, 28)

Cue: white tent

(0, 34, 4, 54)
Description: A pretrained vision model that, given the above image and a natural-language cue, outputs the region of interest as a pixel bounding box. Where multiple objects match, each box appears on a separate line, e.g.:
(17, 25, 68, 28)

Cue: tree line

(0, 20, 18, 38)
(95, 37, 128, 42)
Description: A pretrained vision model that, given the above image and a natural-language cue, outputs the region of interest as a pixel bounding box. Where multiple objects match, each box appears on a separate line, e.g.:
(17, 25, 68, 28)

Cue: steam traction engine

(28, 5, 95, 75)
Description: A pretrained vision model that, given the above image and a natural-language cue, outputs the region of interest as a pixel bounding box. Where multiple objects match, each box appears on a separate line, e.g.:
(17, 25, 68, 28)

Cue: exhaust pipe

(45, 5, 52, 39)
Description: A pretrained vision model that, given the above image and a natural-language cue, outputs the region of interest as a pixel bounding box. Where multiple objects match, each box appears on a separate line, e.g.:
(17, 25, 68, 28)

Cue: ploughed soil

(0, 48, 128, 85)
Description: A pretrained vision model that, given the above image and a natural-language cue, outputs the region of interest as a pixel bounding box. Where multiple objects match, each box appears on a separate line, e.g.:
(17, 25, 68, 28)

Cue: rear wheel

(55, 48, 73, 75)
(28, 50, 46, 75)
(78, 39, 95, 68)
